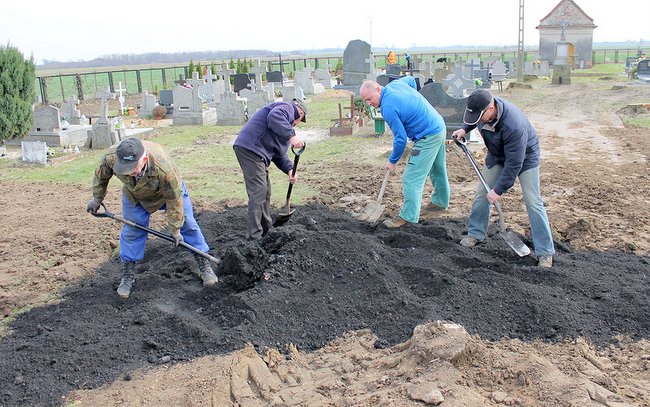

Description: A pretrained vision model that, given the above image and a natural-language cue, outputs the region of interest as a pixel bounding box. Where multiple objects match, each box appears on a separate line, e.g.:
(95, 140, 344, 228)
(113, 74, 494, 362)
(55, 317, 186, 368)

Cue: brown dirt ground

(1, 79, 649, 406)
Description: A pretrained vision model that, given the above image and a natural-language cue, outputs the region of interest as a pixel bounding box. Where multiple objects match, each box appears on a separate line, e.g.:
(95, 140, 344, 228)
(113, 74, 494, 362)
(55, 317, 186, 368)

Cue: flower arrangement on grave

(112, 116, 125, 130)
(151, 105, 166, 120)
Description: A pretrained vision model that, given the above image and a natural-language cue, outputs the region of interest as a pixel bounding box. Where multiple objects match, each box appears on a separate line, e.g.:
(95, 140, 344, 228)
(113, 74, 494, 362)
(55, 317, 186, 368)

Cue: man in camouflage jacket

(87, 138, 218, 298)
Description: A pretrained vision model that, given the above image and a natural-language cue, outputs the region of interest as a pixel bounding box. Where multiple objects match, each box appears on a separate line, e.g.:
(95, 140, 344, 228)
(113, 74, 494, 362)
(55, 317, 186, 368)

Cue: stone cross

(365, 54, 376, 72)
(250, 59, 267, 90)
(115, 81, 126, 115)
(442, 63, 475, 98)
(96, 87, 116, 124)
(215, 63, 236, 93)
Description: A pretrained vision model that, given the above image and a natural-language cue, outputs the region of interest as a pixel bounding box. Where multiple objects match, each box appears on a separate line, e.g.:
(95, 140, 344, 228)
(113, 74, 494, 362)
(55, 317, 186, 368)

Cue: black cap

(114, 138, 145, 175)
(293, 98, 307, 123)
(463, 89, 493, 125)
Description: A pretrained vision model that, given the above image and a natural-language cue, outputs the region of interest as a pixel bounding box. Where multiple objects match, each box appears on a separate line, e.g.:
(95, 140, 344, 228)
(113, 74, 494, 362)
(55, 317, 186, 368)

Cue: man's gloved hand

(171, 229, 183, 247)
(86, 197, 102, 214)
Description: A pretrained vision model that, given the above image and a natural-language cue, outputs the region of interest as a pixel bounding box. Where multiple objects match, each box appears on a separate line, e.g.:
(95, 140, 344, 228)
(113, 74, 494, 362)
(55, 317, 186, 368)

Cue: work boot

(383, 216, 408, 228)
(538, 255, 553, 268)
(420, 203, 447, 219)
(194, 254, 219, 286)
(117, 261, 136, 299)
(459, 236, 478, 248)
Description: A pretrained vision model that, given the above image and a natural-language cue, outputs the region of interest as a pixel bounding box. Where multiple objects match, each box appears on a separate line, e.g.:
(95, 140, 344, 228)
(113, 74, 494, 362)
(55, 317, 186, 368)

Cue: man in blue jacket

(233, 99, 306, 240)
(452, 89, 555, 268)
(360, 77, 450, 228)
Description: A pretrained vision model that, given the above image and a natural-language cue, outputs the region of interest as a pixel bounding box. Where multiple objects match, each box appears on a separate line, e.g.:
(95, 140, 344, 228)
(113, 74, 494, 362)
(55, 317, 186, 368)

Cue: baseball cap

(113, 138, 145, 175)
(293, 98, 308, 123)
(463, 89, 493, 125)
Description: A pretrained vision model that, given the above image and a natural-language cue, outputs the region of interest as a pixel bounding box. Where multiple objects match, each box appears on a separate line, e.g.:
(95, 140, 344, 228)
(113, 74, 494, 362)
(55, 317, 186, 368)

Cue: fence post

(59, 76, 65, 103)
(75, 74, 84, 101)
(161, 68, 167, 88)
(108, 72, 114, 93)
(136, 70, 142, 93)
(40, 77, 49, 104)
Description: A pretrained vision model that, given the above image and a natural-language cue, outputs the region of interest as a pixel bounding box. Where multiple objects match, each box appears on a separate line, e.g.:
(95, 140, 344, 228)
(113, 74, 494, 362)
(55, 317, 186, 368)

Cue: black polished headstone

(266, 71, 283, 83)
(385, 64, 402, 76)
(419, 82, 468, 137)
(233, 74, 252, 93)
(159, 89, 173, 106)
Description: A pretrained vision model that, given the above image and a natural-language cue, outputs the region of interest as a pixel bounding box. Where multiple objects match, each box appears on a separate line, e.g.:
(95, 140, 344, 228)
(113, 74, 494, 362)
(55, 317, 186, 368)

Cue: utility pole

(517, 0, 525, 82)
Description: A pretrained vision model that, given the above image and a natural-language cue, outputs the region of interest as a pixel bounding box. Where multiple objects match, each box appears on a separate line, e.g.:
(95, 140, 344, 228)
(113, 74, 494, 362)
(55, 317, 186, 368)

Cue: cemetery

(1, 3, 650, 405)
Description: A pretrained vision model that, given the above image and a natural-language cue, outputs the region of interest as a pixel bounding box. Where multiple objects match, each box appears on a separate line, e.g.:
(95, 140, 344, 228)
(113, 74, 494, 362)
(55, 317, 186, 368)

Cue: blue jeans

(466, 165, 555, 256)
(119, 182, 209, 262)
(399, 131, 450, 223)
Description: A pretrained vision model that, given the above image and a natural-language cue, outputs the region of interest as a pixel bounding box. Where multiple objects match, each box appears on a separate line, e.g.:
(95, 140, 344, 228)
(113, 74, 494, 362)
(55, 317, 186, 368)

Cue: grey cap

(293, 98, 308, 123)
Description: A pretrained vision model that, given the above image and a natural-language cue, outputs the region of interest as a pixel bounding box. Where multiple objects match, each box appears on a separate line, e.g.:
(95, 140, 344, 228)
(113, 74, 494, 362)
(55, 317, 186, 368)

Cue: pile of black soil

(1, 205, 648, 406)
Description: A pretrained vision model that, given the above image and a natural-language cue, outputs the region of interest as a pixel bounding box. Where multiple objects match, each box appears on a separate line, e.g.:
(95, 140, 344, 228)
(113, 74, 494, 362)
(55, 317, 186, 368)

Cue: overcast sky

(2, 0, 648, 64)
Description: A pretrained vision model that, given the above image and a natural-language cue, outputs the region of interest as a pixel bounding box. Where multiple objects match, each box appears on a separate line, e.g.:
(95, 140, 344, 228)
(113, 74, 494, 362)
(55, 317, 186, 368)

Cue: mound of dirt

(1, 205, 648, 406)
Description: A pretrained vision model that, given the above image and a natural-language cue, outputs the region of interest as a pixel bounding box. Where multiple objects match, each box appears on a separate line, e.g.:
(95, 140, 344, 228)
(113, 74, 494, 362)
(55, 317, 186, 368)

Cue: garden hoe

(453, 137, 531, 257)
(274, 144, 306, 227)
(91, 203, 221, 265)
(357, 169, 390, 222)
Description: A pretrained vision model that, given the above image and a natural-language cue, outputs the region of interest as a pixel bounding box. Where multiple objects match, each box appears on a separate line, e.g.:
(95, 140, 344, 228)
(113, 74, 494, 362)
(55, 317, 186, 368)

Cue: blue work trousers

(119, 182, 209, 262)
(466, 165, 555, 257)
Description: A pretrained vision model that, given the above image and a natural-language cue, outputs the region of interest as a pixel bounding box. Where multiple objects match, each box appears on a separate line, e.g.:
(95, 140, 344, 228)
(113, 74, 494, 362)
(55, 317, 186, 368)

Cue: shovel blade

(357, 201, 385, 222)
(273, 208, 295, 227)
(500, 229, 531, 257)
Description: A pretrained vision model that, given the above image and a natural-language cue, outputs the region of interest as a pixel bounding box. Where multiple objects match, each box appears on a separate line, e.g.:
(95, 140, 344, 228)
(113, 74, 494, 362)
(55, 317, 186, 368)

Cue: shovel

(453, 137, 531, 257)
(357, 169, 390, 222)
(273, 144, 306, 227)
(91, 203, 221, 265)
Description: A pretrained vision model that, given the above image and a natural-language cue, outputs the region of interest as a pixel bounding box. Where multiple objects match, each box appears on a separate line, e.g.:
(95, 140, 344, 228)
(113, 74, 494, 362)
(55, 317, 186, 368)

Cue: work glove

(171, 229, 183, 247)
(86, 197, 102, 214)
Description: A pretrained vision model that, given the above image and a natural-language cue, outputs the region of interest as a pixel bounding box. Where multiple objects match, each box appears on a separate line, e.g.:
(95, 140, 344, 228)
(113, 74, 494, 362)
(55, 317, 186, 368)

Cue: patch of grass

(622, 115, 650, 129)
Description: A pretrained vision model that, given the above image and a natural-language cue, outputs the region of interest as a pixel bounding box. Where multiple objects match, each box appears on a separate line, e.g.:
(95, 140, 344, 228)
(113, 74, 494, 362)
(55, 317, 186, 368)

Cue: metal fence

(35, 48, 649, 104)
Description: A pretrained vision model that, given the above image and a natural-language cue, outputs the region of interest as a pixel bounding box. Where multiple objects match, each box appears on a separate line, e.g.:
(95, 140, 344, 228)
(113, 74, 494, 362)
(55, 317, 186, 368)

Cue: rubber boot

(194, 254, 218, 286)
(117, 261, 136, 298)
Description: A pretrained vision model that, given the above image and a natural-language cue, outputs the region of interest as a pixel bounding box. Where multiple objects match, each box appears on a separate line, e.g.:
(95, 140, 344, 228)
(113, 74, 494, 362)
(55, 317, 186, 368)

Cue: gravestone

(418, 61, 434, 81)
(172, 85, 217, 126)
(23, 104, 90, 147)
(215, 92, 247, 125)
(419, 82, 468, 137)
(490, 61, 508, 90)
(89, 88, 120, 149)
(233, 73, 252, 94)
(525, 61, 550, 77)
(442, 64, 475, 98)
(342, 39, 371, 86)
(434, 67, 450, 83)
(266, 71, 283, 84)
(294, 70, 325, 95)
(32, 105, 60, 132)
(138, 91, 158, 117)
(239, 87, 270, 115)
(635, 59, 650, 84)
(280, 85, 305, 104)
(159, 89, 174, 115)
(214, 63, 236, 93)
(474, 69, 492, 89)
(386, 64, 402, 76)
(61, 97, 81, 124)
(21, 141, 48, 164)
(314, 66, 333, 89)
(376, 74, 391, 87)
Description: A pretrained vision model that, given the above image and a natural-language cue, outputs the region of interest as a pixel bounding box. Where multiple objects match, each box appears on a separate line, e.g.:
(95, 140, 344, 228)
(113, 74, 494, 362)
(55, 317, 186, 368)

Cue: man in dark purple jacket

(233, 99, 306, 240)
